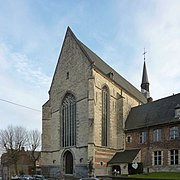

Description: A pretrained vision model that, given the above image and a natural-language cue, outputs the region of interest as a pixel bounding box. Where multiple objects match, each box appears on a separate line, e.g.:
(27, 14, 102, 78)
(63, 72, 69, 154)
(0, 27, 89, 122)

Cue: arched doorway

(112, 165, 121, 176)
(64, 151, 73, 174)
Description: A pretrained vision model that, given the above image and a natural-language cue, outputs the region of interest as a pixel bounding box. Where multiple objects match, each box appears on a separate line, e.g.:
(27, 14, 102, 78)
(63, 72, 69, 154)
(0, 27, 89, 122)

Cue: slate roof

(108, 149, 140, 164)
(141, 61, 149, 86)
(67, 27, 147, 104)
(125, 93, 180, 130)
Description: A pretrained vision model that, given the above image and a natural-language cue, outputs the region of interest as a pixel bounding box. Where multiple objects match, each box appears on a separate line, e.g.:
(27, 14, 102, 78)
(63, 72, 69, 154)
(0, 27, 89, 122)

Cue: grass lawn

(129, 172, 180, 179)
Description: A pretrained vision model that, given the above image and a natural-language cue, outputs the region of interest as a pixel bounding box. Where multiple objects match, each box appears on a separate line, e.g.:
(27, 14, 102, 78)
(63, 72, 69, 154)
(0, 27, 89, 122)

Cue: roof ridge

(68, 27, 146, 103)
(66, 27, 94, 64)
(132, 92, 180, 110)
(53, 27, 146, 103)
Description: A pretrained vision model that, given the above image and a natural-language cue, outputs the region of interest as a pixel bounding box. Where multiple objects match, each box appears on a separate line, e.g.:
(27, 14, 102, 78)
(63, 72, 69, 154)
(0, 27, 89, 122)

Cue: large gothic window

(102, 86, 109, 146)
(62, 93, 76, 147)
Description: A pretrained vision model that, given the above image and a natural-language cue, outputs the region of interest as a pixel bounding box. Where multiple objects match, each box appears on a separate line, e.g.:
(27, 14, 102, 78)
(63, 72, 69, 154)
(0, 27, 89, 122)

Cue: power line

(0, 98, 41, 112)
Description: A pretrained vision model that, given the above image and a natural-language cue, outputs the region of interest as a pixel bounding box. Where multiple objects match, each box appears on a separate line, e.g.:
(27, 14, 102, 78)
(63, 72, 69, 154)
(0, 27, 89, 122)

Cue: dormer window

(107, 72, 114, 80)
(175, 104, 180, 118)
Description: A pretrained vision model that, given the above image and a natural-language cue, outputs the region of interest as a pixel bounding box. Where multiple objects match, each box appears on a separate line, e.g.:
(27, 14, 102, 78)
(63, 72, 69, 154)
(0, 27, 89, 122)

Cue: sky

(0, 0, 180, 132)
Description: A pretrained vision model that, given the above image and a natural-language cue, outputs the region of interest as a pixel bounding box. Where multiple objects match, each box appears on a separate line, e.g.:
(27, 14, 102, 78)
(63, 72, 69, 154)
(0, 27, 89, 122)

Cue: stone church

(41, 27, 180, 178)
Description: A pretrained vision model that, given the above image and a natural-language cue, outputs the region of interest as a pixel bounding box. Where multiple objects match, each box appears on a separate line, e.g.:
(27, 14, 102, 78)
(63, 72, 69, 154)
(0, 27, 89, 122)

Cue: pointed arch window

(102, 86, 109, 146)
(62, 93, 76, 147)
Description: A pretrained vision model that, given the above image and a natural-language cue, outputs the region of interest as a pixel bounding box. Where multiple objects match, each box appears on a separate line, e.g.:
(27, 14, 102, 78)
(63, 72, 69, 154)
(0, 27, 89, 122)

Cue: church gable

(49, 27, 146, 106)
(49, 27, 92, 110)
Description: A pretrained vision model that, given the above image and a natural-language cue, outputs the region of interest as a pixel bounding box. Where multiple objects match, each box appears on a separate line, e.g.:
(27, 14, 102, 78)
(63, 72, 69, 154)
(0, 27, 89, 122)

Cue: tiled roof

(125, 93, 180, 130)
(108, 149, 140, 164)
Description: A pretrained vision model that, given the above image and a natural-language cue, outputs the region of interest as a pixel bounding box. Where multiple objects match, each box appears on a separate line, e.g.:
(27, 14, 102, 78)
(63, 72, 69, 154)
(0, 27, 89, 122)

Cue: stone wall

(41, 28, 92, 177)
(91, 69, 142, 176)
(93, 69, 141, 149)
(41, 28, 144, 177)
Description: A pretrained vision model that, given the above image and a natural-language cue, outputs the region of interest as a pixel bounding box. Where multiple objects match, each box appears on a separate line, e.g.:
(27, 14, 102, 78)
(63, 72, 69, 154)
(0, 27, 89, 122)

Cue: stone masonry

(41, 27, 146, 178)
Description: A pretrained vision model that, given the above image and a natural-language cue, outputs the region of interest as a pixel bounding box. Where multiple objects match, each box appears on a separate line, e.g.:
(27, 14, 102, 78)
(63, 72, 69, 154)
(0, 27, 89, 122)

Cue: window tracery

(102, 86, 109, 146)
(62, 93, 76, 147)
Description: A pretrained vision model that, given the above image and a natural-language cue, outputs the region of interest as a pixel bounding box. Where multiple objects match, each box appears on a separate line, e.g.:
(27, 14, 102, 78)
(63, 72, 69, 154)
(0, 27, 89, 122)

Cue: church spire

(141, 49, 150, 99)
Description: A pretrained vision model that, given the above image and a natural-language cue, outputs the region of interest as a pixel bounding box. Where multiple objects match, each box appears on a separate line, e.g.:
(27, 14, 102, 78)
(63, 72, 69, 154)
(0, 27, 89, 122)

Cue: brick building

(1, 148, 41, 179)
(125, 93, 180, 172)
(41, 27, 180, 178)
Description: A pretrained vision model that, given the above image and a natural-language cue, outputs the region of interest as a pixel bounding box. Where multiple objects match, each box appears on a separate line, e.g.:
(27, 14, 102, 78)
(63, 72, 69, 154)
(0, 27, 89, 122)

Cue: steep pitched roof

(141, 61, 149, 86)
(125, 93, 180, 130)
(67, 27, 146, 103)
(108, 149, 140, 164)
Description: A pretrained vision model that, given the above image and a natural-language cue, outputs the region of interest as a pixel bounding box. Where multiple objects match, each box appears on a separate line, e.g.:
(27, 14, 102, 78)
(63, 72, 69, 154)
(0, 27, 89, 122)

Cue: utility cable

(0, 98, 41, 112)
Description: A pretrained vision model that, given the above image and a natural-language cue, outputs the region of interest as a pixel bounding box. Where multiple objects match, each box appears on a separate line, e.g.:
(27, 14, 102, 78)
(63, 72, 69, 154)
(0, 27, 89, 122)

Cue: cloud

(0, 43, 10, 70)
(1, 0, 180, 133)
(0, 43, 50, 131)
(11, 52, 51, 87)
(134, 0, 180, 99)
(0, 1, 77, 131)
(95, 0, 180, 100)
(85, 0, 180, 101)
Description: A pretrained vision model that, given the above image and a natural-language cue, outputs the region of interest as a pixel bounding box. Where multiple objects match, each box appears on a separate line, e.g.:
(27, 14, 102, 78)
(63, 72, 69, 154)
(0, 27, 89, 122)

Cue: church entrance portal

(64, 151, 73, 174)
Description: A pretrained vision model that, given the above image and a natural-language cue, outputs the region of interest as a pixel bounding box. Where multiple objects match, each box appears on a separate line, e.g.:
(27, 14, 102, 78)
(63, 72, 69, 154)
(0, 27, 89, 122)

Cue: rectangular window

(139, 131, 146, 144)
(154, 151, 162, 165)
(153, 129, 162, 142)
(170, 150, 179, 165)
(170, 127, 179, 140)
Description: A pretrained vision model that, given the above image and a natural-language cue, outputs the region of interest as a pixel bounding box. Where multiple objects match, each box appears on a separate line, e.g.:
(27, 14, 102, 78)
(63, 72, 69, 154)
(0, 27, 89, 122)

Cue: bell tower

(141, 49, 150, 99)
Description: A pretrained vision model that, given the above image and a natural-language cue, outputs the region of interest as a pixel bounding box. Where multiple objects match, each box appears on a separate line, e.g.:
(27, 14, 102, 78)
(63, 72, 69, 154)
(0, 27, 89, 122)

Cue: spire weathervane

(143, 48, 147, 61)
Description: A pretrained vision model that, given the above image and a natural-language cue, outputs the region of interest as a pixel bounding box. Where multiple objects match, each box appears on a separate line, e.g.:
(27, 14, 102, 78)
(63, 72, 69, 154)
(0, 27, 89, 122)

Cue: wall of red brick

(125, 123, 180, 170)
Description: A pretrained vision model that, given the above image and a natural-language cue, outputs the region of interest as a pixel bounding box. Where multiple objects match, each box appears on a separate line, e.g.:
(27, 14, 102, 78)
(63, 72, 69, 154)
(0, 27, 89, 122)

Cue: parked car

(33, 175, 46, 180)
(11, 176, 19, 180)
(19, 175, 33, 180)
(79, 178, 99, 180)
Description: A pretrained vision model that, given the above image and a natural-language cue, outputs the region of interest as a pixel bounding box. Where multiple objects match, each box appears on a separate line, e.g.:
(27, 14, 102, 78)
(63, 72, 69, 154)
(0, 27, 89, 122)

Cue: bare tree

(27, 129, 41, 174)
(0, 125, 28, 175)
(0, 126, 41, 176)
